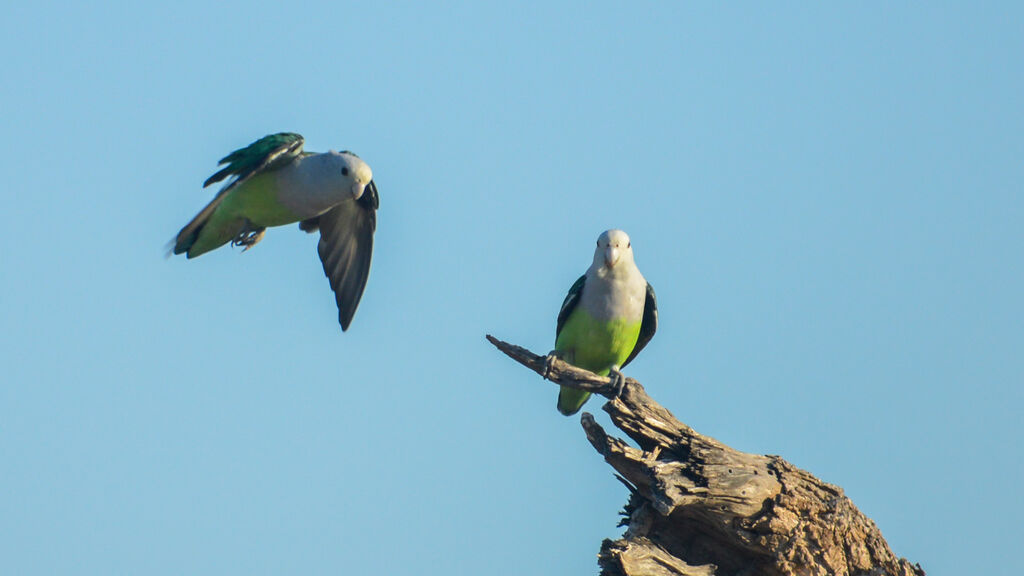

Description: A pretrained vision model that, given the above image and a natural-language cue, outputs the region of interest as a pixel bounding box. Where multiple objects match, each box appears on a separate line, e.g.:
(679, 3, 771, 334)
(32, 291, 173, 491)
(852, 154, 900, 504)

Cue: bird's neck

(275, 155, 351, 218)
(590, 261, 639, 282)
(582, 264, 646, 321)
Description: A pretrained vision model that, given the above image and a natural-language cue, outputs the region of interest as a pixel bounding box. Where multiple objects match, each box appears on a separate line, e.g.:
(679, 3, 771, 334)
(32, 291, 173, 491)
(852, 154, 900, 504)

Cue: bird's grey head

(592, 229, 635, 270)
(323, 150, 373, 199)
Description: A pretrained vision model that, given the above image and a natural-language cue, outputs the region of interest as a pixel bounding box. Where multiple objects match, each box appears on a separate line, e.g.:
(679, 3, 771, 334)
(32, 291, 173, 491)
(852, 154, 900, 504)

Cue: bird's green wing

(621, 282, 658, 368)
(203, 132, 305, 188)
(173, 133, 305, 256)
(556, 274, 587, 338)
(301, 180, 379, 331)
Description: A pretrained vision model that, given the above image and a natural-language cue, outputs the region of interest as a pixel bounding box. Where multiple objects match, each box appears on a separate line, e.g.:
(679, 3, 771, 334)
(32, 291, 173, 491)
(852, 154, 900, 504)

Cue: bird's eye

(341, 167, 350, 176)
(628, 242, 631, 248)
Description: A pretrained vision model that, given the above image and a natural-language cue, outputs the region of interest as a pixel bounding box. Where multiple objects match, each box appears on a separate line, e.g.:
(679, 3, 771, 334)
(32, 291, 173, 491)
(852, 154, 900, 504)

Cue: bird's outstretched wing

(622, 282, 658, 368)
(556, 275, 587, 338)
(203, 132, 306, 188)
(305, 181, 379, 331)
(173, 133, 305, 256)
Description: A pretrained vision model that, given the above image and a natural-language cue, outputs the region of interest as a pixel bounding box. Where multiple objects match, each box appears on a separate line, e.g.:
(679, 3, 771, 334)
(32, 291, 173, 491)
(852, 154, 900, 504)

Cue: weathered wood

(487, 335, 925, 576)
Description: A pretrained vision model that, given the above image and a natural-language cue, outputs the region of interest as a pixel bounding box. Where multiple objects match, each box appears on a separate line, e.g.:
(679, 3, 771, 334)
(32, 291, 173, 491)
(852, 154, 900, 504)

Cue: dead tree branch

(487, 335, 924, 576)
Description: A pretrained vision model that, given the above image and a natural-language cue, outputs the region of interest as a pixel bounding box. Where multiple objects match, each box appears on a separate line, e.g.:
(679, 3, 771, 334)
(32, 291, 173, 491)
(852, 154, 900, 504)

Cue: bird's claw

(232, 229, 266, 252)
(542, 352, 559, 380)
(609, 365, 626, 398)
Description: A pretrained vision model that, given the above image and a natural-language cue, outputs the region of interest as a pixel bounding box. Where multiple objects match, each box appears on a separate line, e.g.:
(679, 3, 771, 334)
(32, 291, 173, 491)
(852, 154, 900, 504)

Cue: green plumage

(182, 173, 302, 257)
(555, 307, 643, 415)
(203, 132, 305, 188)
(173, 133, 306, 258)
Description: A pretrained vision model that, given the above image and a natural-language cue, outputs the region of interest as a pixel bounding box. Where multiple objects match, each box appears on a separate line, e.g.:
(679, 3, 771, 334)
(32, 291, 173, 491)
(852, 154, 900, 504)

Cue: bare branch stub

(487, 334, 925, 576)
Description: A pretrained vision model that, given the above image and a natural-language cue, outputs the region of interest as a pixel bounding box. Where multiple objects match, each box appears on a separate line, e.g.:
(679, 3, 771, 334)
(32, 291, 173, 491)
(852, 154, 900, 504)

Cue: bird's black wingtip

(338, 312, 353, 332)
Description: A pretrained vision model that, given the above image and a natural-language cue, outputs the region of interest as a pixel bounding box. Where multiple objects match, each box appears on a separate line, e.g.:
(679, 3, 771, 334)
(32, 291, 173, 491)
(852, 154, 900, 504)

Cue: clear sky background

(2, 3, 1021, 575)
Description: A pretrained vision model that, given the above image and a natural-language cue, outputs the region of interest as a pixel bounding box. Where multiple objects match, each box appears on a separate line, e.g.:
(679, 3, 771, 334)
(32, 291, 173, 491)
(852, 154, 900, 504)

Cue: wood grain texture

(487, 335, 925, 576)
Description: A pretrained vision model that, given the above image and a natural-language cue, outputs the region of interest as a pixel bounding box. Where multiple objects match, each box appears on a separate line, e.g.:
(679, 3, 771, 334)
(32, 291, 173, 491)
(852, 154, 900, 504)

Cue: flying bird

(546, 229, 658, 415)
(171, 132, 379, 331)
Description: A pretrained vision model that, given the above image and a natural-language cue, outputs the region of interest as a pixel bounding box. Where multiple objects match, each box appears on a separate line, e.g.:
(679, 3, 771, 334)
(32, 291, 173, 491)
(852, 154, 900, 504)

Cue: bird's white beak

(350, 163, 373, 199)
(351, 181, 366, 199)
(604, 246, 620, 268)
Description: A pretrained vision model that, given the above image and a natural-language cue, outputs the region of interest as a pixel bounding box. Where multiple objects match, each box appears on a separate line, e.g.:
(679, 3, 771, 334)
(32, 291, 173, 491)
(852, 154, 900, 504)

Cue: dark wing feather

(621, 282, 658, 368)
(556, 275, 587, 338)
(315, 181, 378, 331)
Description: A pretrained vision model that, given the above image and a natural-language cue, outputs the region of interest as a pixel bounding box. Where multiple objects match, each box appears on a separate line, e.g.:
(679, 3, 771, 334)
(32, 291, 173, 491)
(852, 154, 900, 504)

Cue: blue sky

(2, 2, 1021, 574)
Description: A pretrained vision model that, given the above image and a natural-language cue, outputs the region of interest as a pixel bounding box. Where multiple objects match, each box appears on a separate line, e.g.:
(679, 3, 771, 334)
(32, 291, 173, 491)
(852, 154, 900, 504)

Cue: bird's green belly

(224, 173, 303, 227)
(555, 309, 642, 375)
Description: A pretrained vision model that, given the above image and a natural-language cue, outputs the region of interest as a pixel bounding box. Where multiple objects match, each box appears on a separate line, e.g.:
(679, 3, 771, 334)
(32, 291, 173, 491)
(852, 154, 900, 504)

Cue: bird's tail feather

(173, 199, 217, 257)
(172, 196, 238, 258)
(557, 386, 591, 416)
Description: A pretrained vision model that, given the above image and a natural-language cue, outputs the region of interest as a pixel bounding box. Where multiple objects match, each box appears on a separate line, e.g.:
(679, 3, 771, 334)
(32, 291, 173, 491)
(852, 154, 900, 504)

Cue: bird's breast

(273, 159, 354, 219)
(580, 275, 646, 323)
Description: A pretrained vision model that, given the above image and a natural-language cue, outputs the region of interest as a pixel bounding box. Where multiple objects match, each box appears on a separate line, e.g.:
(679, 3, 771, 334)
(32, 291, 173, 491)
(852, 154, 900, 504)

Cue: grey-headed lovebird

(547, 229, 658, 415)
(172, 132, 378, 331)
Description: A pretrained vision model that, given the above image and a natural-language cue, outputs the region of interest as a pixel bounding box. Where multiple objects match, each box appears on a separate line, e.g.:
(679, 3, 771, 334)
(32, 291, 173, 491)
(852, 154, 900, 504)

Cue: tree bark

(487, 335, 924, 576)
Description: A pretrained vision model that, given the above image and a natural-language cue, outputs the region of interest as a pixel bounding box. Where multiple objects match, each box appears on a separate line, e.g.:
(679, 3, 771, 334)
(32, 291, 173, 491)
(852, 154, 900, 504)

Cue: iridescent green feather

(203, 132, 305, 188)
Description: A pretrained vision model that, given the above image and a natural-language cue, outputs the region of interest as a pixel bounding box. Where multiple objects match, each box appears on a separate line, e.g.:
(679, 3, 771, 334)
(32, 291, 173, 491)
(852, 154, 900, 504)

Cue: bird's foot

(232, 228, 266, 252)
(542, 351, 559, 380)
(609, 365, 626, 398)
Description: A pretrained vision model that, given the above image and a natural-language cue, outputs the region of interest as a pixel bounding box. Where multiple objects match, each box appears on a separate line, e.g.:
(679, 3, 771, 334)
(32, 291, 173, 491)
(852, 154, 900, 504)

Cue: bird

(545, 229, 658, 415)
(171, 132, 379, 331)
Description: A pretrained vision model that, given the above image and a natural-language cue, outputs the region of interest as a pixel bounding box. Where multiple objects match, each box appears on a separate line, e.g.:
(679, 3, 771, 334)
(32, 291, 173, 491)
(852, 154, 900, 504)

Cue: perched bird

(171, 132, 379, 331)
(546, 229, 658, 415)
